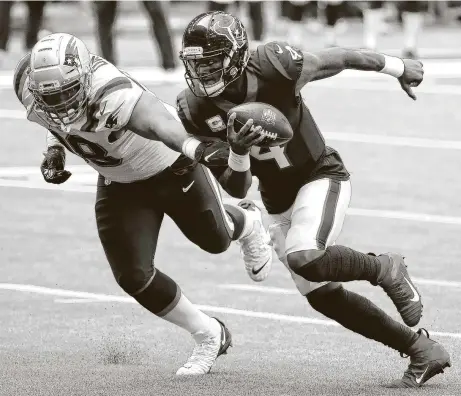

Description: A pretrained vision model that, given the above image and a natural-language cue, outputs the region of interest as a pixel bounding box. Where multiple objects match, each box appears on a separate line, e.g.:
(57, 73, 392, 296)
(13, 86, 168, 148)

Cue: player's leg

(93, 1, 117, 64)
(398, 1, 426, 59)
(164, 164, 272, 282)
(269, 178, 450, 387)
(0, 1, 13, 53)
(363, 1, 384, 50)
(285, 178, 423, 328)
(95, 175, 227, 374)
(141, 1, 176, 70)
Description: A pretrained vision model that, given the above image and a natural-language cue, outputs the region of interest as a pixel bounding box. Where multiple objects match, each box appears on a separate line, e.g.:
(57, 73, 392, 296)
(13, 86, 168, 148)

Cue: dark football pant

(0, 1, 46, 51)
(95, 163, 234, 297)
(93, 0, 175, 69)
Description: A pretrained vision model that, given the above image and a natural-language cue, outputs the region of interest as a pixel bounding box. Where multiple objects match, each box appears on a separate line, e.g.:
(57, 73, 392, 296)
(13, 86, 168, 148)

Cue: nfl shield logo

(261, 108, 277, 126)
(206, 115, 226, 132)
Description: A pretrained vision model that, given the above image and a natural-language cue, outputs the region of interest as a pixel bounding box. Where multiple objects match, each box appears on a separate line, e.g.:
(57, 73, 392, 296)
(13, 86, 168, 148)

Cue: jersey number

(250, 145, 291, 169)
(64, 135, 122, 167)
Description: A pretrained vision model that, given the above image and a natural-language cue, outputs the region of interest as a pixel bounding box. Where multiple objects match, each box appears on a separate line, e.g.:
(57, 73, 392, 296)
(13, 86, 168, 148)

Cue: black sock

(307, 284, 418, 354)
(295, 245, 389, 285)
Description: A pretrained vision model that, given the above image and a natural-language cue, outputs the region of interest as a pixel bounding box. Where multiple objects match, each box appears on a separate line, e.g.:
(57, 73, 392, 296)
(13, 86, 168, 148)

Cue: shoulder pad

(13, 52, 31, 102)
(83, 66, 142, 133)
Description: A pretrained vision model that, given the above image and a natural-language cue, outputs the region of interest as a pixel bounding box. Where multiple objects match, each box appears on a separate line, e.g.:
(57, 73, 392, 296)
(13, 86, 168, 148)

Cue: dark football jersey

(177, 41, 350, 214)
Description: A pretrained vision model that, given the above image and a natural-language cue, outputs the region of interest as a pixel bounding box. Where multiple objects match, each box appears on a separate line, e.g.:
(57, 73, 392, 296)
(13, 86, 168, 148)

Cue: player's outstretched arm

(297, 48, 424, 100)
(127, 91, 229, 166)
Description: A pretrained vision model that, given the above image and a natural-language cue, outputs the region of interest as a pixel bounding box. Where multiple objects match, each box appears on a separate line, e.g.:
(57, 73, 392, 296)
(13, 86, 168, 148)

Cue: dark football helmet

(180, 11, 250, 97)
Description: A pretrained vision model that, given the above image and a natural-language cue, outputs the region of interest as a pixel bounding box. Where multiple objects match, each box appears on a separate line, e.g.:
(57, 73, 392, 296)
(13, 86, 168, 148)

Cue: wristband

(228, 149, 251, 172)
(379, 55, 405, 78)
(181, 137, 201, 160)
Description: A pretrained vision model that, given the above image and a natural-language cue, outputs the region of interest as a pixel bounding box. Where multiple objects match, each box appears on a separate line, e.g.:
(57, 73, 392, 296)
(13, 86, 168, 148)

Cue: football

(228, 102, 293, 147)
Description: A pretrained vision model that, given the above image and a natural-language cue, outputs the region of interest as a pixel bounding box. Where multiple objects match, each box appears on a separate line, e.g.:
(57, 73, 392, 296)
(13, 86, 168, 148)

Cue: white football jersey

(15, 54, 180, 183)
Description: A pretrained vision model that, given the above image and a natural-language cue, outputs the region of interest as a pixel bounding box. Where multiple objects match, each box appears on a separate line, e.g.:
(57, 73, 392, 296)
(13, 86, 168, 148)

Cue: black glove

(170, 139, 230, 175)
(40, 146, 72, 184)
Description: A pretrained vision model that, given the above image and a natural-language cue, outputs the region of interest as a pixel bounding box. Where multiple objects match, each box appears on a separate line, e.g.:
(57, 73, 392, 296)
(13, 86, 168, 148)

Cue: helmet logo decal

(64, 37, 81, 68)
(211, 16, 245, 49)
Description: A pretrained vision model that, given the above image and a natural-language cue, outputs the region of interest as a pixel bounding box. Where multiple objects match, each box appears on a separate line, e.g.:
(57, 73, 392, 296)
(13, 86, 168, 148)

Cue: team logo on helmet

(211, 15, 246, 49)
(63, 37, 81, 68)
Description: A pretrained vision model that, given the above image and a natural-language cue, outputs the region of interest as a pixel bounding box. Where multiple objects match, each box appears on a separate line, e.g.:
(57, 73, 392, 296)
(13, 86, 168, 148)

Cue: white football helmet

(28, 33, 92, 126)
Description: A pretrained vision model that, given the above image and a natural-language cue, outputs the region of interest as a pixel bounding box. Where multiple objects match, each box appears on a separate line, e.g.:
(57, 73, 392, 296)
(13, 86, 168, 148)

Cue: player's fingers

(237, 118, 254, 137)
(404, 84, 417, 100)
(227, 112, 237, 137)
(247, 133, 266, 147)
(240, 125, 262, 143)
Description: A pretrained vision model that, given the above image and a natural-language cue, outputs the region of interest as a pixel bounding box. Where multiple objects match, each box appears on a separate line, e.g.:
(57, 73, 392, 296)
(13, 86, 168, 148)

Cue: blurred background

(1, 0, 461, 72)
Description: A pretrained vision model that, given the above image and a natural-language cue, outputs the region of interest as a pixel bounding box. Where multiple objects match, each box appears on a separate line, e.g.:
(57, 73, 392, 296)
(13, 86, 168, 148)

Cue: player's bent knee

(115, 267, 155, 296)
(287, 249, 325, 272)
(306, 282, 345, 312)
(197, 233, 231, 254)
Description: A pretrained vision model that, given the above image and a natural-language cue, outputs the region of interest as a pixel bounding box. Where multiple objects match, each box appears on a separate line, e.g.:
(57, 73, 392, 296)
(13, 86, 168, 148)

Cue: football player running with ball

(176, 11, 451, 388)
(13, 33, 273, 376)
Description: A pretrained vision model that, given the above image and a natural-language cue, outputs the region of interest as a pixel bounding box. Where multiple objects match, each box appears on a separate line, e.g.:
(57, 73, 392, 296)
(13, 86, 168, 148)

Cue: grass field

(1, 55, 461, 396)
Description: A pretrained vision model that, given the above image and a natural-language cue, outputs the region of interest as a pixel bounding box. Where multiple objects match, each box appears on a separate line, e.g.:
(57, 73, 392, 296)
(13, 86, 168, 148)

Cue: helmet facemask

(30, 72, 91, 126)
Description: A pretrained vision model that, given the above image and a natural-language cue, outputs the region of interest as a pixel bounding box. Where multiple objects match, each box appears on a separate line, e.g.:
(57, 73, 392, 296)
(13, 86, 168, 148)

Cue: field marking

(1, 283, 461, 339)
(1, 166, 461, 226)
(1, 109, 461, 149)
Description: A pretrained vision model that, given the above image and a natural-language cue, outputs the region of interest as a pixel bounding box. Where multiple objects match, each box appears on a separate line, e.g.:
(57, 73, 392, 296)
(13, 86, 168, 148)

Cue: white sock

(402, 11, 423, 52)
(363, 8, 383, 50)
(162, 293, 220, 342)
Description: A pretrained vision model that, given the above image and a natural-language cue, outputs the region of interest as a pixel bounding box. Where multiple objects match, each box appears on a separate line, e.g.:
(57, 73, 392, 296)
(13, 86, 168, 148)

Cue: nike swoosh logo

(204, 150, 219, 162)
(415, 366, 429, 384)
(275, 44, 283, 54)
(182, 181, 194, 193)
(404, 276, 420, 302)
(252, 259, 269, 275)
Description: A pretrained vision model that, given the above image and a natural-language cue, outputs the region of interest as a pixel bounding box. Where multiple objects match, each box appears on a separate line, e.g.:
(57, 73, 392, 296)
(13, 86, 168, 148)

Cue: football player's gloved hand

(40, 145, 72, 184)
(170, 139, 230, 175)
(226, 112, 265, 155)
(399, 58, 424, 101)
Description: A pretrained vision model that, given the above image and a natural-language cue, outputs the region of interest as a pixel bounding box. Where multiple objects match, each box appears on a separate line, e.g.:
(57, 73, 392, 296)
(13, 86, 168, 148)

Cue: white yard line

(1, 166, 461, 226)
(1, 283, 460, 339)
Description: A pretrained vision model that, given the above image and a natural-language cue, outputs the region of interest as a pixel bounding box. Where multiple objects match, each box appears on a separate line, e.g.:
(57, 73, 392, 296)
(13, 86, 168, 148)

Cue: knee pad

(306, 282, 345, 313)
(132, 269, 181, 316)
(287, 249, 327, 281)
(115, 265, 155, 296)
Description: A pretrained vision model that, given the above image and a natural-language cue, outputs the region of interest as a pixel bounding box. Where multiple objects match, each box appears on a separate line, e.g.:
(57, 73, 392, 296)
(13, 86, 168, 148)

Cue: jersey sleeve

(13, 52, 35, 111)
(256, 41, 304, 82)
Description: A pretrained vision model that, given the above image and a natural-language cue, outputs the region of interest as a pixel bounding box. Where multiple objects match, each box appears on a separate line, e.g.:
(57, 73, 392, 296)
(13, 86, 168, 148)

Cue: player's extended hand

(40, 146, 72, 184)
(398, 58, 424, 101)
(227, 112, 265, 155)
(170, 139, 230, 175)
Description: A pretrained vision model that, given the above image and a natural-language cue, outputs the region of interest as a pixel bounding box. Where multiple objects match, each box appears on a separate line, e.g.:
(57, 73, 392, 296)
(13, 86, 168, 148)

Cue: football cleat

(387, 329, 451, 388)
(176, 318, 232, 376)
(237, 200, 273, 282)
(378, 253, 423, 327)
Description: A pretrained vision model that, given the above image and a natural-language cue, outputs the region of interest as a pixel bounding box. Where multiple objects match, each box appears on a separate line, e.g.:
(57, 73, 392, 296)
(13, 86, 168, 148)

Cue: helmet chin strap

(199, 79, 225, 97)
